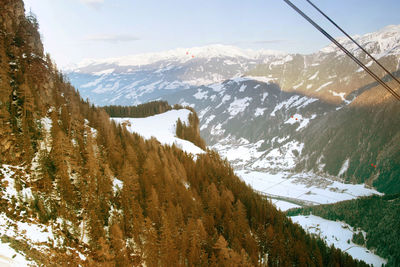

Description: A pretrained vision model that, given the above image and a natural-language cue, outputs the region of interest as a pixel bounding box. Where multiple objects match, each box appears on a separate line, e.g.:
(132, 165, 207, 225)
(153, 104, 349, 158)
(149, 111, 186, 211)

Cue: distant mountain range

(67, 25, 400, 106)
(66, 44, 288, 105)
(67, 25, 400, 194)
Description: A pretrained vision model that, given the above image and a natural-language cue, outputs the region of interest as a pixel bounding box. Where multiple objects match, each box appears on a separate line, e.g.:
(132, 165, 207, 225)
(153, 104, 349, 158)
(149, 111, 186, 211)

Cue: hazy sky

(23, 0, 400, 68)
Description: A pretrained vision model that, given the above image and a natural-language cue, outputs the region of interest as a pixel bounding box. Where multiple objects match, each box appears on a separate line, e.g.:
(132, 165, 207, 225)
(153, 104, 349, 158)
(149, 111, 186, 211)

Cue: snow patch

(329, 90, 351, 104)
(193, 89, 208, 100)
(308, 71, 319, 80)
(93, 68, 114, 76)
(228, 97, 251, 117)
(338, 158, 350, 176)
(239, 84, 247, 92)
(293, 81, 304, 89)
(0, 241, 33, 266)
(285, 114, 317, 131)
(270, 96, 300, 116)
(211, 137, 264, 168)
(315, 81, 333, 92)
(210, 123, 225, 136)
(252, 141, 304, 170)
(113, 178, 123, 193)
(208, 83, 225, 92)
(255, 108, 266, 117)
(40, 117, 52, 133)
(273, 200, 301, 211)
(112, 110, 204, 155)
(262, 92, 269, 102)
(200, 115, 216, 130)
(81, 75, 106, 88)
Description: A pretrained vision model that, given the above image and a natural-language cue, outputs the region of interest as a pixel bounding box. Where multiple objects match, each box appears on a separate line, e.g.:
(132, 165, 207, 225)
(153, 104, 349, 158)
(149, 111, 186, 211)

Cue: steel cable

(305, 0, 400, 88)
(283, 0, 400, 101)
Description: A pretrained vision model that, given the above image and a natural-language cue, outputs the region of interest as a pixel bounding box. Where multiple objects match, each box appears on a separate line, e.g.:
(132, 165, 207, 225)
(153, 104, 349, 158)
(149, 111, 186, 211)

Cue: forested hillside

(0, 0, 371, 265)
(104, 101, 206, 150)
(287, 194, 400, 266)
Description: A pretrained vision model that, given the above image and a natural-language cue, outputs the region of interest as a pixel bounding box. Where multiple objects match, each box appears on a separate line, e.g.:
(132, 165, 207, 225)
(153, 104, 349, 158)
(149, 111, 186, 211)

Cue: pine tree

(143, 219, 159, 267)
(110, 223, 129, 266)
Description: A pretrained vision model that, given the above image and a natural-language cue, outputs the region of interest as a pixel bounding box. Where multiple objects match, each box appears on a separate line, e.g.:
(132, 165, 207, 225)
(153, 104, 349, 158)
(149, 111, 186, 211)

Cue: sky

(23, 0, 400, 68)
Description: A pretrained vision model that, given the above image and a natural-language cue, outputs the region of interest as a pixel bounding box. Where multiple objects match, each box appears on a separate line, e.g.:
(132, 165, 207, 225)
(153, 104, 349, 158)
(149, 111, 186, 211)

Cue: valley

(67, 25, 400, 266)
(1, 0, 399, 264)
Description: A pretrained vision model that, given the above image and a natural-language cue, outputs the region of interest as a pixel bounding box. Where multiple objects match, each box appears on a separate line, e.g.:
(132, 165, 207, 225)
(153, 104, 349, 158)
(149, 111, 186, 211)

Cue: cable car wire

(305, 0, 400, 88)
(283, 0, 400, 101)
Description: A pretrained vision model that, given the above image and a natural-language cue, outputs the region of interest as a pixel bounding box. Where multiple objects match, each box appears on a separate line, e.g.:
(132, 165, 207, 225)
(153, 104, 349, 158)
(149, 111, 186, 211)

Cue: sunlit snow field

(236, 170, 382, 208)
(112, 109, 204, 155)
(291, 215, 387, 267)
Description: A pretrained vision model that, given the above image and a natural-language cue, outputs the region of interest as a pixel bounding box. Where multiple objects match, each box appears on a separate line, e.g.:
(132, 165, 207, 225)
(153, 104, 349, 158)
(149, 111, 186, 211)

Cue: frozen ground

(0, 165, 87, 265)
(291, 215, 387, 267)
(112, 109, 204, 155)
(0, 242, 32, 267)
(272, 200, 301, 211)
(236, 170, 381, 206)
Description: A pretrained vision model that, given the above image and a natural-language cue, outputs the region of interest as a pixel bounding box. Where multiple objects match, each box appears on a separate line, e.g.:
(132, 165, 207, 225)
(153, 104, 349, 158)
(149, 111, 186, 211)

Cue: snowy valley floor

(236, 170, 381, 210)
(235, 169, 386, 266)
(291, 215, 387, 267)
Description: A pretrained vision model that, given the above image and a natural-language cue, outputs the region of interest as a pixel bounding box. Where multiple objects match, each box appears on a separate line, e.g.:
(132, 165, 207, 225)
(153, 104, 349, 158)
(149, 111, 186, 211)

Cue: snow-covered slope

(247, 25, 400, 104)
(111, 109, 204, 155)
(0, 241, 33, 267)
(291, 215, 387, 267)
(320, 24, 400, 57)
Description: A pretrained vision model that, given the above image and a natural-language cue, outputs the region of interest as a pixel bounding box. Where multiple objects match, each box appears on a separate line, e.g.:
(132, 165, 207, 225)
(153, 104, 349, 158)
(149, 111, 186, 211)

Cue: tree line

(0, 1, 371, 265)
(103, 101, 172, 118)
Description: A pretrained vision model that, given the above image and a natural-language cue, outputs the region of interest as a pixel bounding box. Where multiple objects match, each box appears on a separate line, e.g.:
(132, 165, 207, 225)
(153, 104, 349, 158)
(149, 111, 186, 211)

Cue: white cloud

(85, 34, 140, 43)
(79, 0, 104, 9)
(253, 39, 289, 44)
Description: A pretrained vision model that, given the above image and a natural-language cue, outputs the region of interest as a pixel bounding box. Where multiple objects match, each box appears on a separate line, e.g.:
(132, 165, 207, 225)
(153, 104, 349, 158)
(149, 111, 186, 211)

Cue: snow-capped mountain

(67, 25, 400, 195)
(67, 25, 400, 106)
(71, 44, 286, 69)
(67, 44, 287, 105)
(162, 70, 400, 195)
(320, 24, 400, 57)
(249, 24, 400, 103)
(158, 25, 400, 195)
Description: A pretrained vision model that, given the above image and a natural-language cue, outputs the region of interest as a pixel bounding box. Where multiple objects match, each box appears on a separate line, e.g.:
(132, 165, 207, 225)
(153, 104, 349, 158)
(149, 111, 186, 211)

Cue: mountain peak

(320, 24, 400, 56)
(68, 44, 286, 71)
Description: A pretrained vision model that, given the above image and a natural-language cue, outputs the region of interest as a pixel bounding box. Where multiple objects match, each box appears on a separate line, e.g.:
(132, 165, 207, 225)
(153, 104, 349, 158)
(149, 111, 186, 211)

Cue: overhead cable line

(282, 0, 400, 101)
(305, 0, 400, 88)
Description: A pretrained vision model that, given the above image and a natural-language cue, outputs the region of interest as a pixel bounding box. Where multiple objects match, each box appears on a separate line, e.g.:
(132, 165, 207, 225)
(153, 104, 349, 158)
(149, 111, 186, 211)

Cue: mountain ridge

(67, 44, 287, 73)
(67, 24, 400, 106)
(68, 24, 400, 73)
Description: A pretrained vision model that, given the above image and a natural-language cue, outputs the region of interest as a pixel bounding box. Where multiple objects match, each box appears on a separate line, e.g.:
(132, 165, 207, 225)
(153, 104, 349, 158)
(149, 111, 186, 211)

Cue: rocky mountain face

(68, 25, 400, 195)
